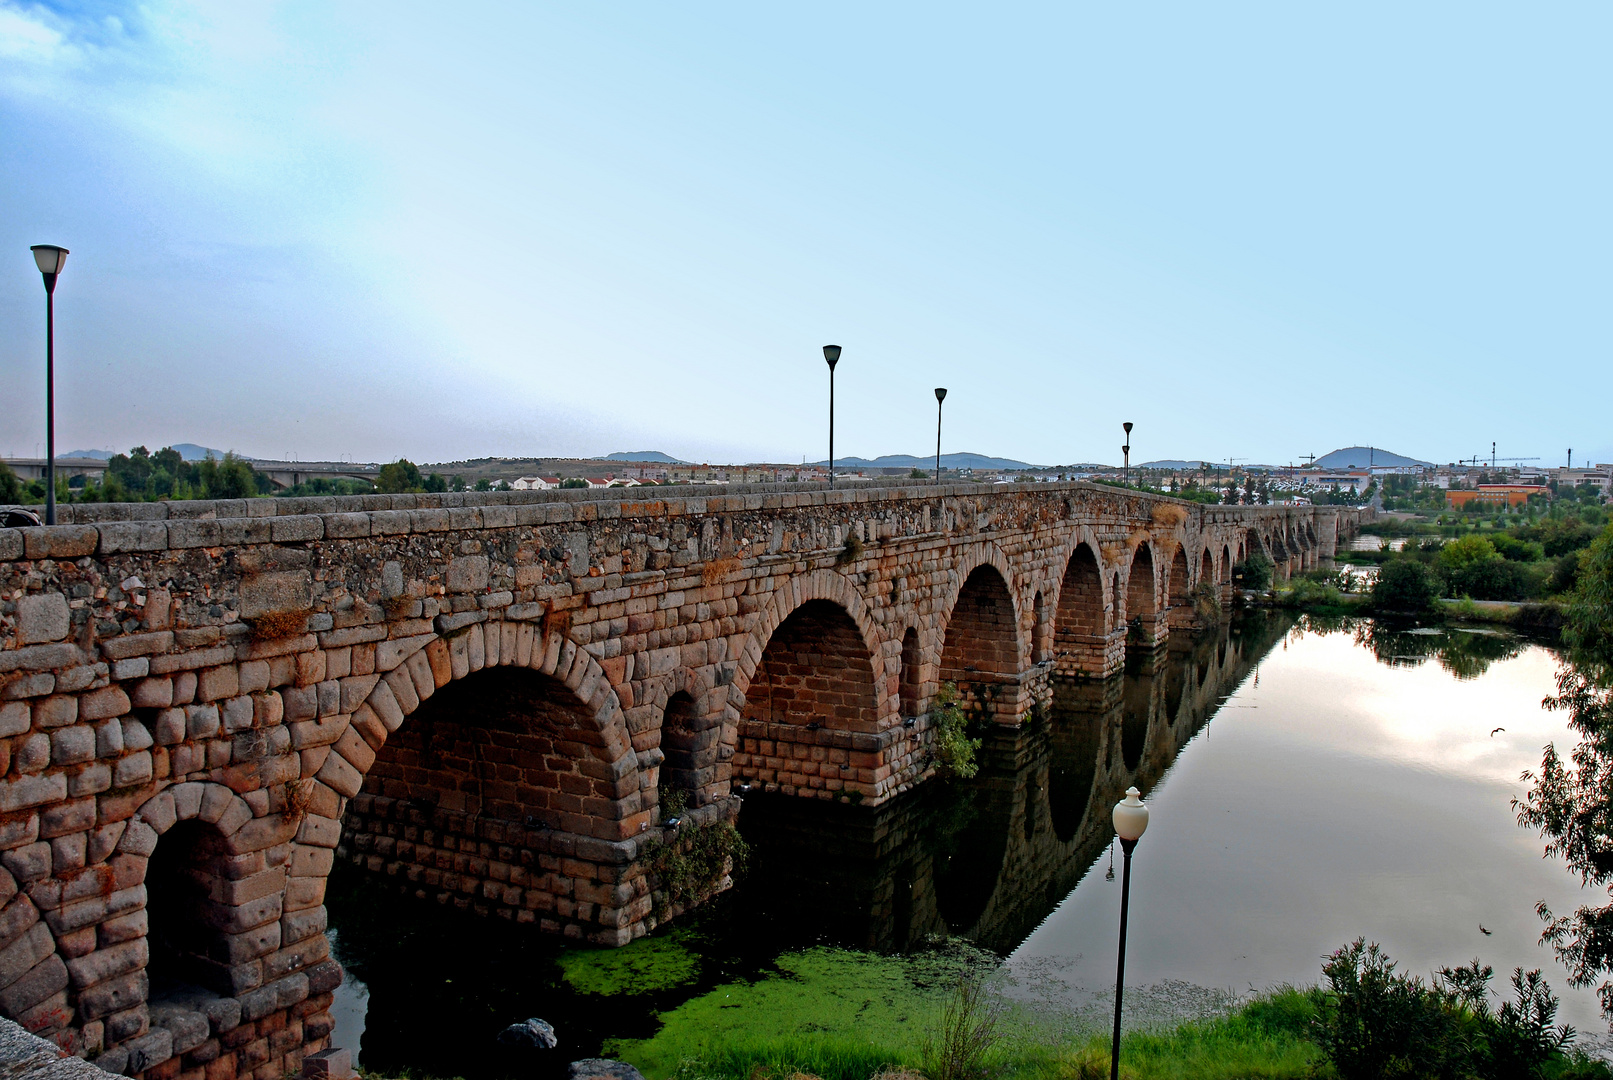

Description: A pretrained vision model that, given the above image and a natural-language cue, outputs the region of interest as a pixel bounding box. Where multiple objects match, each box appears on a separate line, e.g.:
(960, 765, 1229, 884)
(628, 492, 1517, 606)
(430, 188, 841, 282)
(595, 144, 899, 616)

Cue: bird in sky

(1491, 727, 1505, 736)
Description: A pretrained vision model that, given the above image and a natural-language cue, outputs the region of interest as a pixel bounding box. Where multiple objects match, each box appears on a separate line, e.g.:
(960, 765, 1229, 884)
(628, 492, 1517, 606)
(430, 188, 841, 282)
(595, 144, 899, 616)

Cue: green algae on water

(605, 944, 997, 1078)
(558, 929, 702, 997)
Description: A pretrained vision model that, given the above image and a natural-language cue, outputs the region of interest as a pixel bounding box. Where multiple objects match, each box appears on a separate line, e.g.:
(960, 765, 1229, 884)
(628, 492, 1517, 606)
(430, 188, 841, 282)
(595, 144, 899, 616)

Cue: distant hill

(64, 443, 228, 461)
(814, 452, 1040, 471)
(604, 450, 689, 464)
(1315, 446, 1432, 469)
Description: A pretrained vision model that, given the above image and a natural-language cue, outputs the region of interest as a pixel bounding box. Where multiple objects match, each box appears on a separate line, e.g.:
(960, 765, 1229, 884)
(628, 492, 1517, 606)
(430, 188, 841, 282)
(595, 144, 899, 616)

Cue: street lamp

(30, 245, 69, 526)
(1109, 785, 1150, 1080)
(934, 388, 948, 482)
(1122, 422, 1133, 486)
(823, 345, 841, 489)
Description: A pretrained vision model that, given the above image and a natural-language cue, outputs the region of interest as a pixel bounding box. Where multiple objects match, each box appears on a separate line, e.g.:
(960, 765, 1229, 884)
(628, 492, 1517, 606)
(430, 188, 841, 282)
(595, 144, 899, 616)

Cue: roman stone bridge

(0, 481, 1357, 1076)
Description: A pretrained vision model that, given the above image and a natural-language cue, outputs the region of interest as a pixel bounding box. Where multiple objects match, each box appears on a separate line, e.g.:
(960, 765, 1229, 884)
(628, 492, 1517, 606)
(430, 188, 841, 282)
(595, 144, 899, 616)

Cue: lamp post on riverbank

(1122, 422, 1133, 486)
(1110, 786, 1149, 1080)
(30, 245, 69, 526)
(934, 388, 947, 481)
(824, 345, 841, 489)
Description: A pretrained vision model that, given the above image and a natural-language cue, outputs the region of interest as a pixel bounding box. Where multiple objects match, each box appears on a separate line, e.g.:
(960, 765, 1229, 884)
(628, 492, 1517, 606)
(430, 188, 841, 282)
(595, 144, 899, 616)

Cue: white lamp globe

(1112, 786, 1149, 842)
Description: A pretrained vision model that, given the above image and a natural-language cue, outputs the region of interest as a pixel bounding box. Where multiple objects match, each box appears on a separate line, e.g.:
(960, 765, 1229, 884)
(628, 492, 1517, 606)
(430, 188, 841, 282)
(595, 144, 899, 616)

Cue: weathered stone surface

(15, 596, 69, 647)
(569, 1059, 645, 1080)
(498, 1017, 558, 1049)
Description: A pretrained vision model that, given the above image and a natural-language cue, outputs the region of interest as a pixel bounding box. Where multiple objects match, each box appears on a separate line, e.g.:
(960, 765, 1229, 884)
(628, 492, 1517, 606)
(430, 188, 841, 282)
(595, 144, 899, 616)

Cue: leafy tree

(1371, 558, 1438, 614)
(560, 478, 588, 489)
(196, 454, 261, 500)
(473, 478, 494, 491)
(0, 462, 20, 503)
(1232, 552, 1273, 591)
(422, 473, 449, 493)
(375, 459, 424, 494)
(1517, 524, 1613, 1020)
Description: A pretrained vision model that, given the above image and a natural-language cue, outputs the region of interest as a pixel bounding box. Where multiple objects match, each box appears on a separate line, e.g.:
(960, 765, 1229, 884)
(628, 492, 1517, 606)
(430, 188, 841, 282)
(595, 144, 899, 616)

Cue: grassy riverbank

(640, 988, 1327, 1080)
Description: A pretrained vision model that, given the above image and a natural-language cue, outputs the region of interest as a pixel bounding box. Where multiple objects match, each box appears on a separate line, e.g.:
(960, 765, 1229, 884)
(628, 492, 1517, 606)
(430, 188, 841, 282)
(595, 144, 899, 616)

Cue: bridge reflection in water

(733, 613, 1292, 956)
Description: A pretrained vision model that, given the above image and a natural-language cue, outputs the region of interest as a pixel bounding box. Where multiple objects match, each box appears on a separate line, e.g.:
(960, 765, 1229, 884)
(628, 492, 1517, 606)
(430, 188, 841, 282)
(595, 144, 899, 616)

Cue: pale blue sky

(2, 3, 1607, 468)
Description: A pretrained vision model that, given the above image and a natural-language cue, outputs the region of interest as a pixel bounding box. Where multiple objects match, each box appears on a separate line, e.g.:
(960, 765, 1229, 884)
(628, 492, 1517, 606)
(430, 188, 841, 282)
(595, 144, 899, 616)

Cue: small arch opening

(899, 627, 921, 718)
(1126, 545, 1156, 624)
(146, 818, 234, 995)
(659, 691, 701, 813)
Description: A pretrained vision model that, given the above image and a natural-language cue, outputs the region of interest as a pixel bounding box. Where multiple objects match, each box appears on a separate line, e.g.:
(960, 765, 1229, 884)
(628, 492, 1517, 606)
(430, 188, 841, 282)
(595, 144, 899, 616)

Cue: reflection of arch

(1049, 712, 1101, 843)
(899, 627, 921, 718)
(1125, 543, 1157, 624)
(1054, 543, 1106, 640)
(743, 600, 879, 732)
(940, 565, 1021, 685)
(1168, 545, 1191, 609)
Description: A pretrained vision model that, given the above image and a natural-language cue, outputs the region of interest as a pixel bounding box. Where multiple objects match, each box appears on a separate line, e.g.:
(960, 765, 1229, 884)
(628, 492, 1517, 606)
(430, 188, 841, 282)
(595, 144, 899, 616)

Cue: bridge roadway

(0, 481, 1356, 1075)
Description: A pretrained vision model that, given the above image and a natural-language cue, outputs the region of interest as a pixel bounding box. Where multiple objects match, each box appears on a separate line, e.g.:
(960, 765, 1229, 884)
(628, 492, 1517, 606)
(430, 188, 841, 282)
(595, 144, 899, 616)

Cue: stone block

(301, 1047, 353, 1079)
(79, 685, 130, 721)
(0, 774, 66, 814)
(16, 595, 70, 645)
(30, 696, 76, 730)
(0, 702, 29, 738)
(0, 954, 69, 1015)
(66, 938, 149, 989)
(51, 726, 96, 766)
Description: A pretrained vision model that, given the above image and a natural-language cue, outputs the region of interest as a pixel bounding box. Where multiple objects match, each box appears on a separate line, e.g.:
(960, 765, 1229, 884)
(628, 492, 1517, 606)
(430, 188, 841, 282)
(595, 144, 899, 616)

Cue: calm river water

(325, 613, 1603, 1076)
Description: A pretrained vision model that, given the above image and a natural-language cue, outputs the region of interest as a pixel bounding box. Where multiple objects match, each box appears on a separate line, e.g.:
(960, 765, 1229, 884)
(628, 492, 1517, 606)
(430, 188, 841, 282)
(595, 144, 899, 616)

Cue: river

(324, 612, 1604, 1076)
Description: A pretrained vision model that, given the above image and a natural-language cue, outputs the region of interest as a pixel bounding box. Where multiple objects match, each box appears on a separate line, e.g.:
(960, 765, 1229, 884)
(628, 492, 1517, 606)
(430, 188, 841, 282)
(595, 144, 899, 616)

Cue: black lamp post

(31, 245, 69, 526)
(934, 388, 947, 481)
(823, 345, 841, 489)
(1122, 422, 1133, 486)
(1109, 786, 1150, 1080)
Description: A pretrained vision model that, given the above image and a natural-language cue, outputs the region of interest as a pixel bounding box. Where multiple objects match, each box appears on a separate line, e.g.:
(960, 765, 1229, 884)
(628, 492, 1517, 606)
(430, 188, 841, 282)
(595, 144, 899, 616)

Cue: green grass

(557, 927, 703, 996)
(609, 951, 1332, 1080)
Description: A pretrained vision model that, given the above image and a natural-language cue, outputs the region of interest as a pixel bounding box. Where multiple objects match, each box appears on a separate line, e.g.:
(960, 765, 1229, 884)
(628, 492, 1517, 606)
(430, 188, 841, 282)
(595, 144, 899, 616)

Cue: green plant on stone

(644, 820, 749, 917)
(1192, 579, 1222, 623)
(929, 683, 980, 781)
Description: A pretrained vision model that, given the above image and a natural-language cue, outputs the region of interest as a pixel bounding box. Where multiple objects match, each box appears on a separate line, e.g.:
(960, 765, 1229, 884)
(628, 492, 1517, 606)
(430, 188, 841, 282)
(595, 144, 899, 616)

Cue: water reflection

(328, 611, 1600, 1071)
(737, 614, 1292, 956)
(1294, 615, 1527, 680)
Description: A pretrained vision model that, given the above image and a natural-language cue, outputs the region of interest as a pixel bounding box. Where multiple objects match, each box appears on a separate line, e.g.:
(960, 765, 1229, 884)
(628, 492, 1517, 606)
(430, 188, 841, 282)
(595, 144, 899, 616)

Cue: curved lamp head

(31, 245, 68, 276)
(935, 387, 947, 403)
(823, 344, 841, 370)
(1123, 421, 1133, 436)
(1112, 786, 1149, 843)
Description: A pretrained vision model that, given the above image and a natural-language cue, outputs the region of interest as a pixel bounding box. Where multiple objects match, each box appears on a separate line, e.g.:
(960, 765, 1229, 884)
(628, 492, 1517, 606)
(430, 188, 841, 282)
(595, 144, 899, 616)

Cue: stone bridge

(0, 482, 1356, 1076)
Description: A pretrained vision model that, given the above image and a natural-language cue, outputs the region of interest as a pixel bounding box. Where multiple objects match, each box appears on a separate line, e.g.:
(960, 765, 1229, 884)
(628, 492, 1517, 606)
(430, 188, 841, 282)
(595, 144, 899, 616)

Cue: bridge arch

(1122, 541, 1158, 627)
(741, 600, 880, 734)
(1200, 547, 1214, 588)
(1167, 543, 1191, 612)
(939, 561, 1024, 722)
(736, 568, 888, 723)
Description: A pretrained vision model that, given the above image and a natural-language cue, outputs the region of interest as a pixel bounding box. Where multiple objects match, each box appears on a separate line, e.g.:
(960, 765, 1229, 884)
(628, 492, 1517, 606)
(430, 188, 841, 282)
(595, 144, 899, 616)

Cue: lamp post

(1109, 785, 1150, 1080)
(1122, 422, 1133, 486)
(30, 245, 69, 526)
(934, 388, 947, 481)
(823, 345, 841, 489)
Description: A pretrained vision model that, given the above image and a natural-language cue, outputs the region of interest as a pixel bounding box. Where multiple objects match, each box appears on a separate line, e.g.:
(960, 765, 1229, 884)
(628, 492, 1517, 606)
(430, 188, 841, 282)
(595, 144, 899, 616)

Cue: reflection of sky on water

(1012, 627, 1605, 1031)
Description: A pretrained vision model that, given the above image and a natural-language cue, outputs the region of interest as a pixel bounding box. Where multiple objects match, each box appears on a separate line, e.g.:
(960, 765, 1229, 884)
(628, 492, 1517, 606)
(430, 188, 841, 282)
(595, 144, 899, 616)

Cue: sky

(1, 2, 1608, 469)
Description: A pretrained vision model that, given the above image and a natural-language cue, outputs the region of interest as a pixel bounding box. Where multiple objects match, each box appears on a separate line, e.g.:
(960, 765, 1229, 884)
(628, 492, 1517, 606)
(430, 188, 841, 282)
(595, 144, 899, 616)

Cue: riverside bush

(1311, 939, 1604, 1080)
(1372, 560, 1438, 614)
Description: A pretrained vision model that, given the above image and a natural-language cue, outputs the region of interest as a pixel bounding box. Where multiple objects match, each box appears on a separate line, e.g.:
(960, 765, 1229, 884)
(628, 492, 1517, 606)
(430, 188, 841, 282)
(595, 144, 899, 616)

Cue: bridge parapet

(0, 482, 1358, 1074)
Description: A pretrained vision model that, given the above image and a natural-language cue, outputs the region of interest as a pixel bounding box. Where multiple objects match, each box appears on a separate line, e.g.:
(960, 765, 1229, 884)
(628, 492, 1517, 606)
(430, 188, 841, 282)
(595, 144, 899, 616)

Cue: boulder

(569, 1060, 645, 1080)
(496, 1017, 558, 1050)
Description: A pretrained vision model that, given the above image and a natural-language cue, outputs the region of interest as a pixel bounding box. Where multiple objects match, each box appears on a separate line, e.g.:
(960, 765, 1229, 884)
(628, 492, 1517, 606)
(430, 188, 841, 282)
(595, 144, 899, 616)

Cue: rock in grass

(497, 1018, 558, 1049)
(568, 1059, 645, 1080)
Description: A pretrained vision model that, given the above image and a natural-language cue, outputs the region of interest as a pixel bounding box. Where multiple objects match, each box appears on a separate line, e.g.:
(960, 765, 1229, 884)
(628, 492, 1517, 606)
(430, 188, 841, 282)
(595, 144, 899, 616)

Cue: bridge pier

(1052, 629, 1127, 680)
